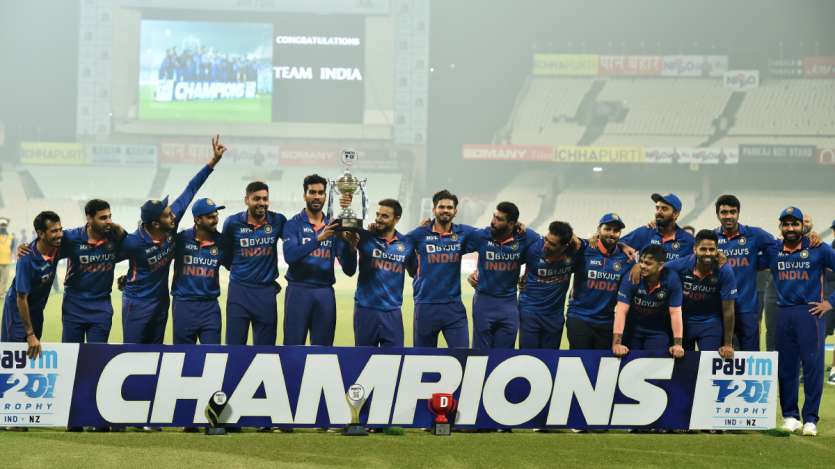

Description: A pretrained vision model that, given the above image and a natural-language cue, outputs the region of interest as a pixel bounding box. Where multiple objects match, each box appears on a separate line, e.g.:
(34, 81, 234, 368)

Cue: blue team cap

(598, 212, 625, 229)
(140, 196, 169, 224)
(778, 206, 803, 222)
(651, 193, 682, 213)
(192, 198, 225, 217)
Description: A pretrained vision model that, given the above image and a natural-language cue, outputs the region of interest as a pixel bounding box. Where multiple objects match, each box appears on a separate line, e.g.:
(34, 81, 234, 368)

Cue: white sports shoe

(802, 422, 817, 436)
(781, 417, 802, 433)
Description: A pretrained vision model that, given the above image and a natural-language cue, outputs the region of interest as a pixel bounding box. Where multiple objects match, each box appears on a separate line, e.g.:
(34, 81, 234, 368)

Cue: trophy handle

(327, 178, 336, 221)
(360, 179, 368, 220)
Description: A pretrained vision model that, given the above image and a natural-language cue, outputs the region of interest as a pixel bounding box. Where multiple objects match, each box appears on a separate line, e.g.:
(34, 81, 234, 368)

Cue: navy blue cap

(778, 206, 803, 222)
(598, 212, 625, 229)
(651, 193, 682, 213)
(140, 196, 169, 224)
(192, 198, 225, 217)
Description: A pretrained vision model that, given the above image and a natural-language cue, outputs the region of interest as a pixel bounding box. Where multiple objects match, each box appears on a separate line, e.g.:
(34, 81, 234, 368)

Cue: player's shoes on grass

(802, 422, 817, 436)
(780, 417, 802, 433)
(141, 426, 161, 432)
(827, 370, 835, 386)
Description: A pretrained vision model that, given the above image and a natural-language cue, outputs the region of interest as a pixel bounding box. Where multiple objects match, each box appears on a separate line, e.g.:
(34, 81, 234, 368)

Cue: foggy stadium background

(0, 0, 833, 281)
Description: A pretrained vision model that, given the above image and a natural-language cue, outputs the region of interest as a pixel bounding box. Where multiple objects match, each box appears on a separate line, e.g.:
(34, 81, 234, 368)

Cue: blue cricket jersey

(665, 254, 737, 325)
(518, 237, 582, 314)
(61, 226, 123, 301)
(354, 230, 414, 310)
(282, 210, 357, 287)
(567, 240, 634, 325)
(466, 227, 540, 299)
(715, 224, 775, 314)
(621, 225, 695, 261)
(121, 165, 212, 300)
(759, 238, 835, 307)
(3, 242, 59, 326)
(407, 223, 477, 304)
(222, 210, 286, 287)
(617, 268, 683, 333)
(171, 228, 227, 300)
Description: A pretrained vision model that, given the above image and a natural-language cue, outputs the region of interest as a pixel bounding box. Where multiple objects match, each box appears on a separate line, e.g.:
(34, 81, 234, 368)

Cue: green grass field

(137, 85, 272, 122)
(2, 273, 835, 468)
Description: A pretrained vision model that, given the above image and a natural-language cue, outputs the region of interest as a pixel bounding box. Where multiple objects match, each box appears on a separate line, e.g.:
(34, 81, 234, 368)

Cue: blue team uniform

(171, 228, 227, 344)
(517, 238, 581, 349)
(617, 269, 683, 350)
(665, 255, 737, 351)
(566, 240, 633, 349)
(1, 242, 59, 341)
(621, 225, 695, 261)
(467, 227, 539, 349)
(222, 210, 286, 345)
(406, 223, 476, 348)
(281, 210, 356, 346)
(759, 238, 835, 424)
(715, 224, 775, 350)
(353, 230, 414, 347)
(59, 226, 123, 343)
(119, 165, 212, 344)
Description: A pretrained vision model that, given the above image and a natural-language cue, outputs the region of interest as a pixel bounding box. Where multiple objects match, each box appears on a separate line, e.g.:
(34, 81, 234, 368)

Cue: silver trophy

(327, 149, 368, 232)
(343, 384, 368, 436)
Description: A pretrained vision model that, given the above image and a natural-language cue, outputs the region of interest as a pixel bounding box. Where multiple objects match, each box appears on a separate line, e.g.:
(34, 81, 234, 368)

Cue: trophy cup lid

(347, 384, 366, 402)
(341, 149, 358, 168)
(212, 391, 228, 406)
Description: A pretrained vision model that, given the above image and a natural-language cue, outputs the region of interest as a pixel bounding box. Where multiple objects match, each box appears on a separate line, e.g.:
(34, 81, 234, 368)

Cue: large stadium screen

(137, 15, 365, 124)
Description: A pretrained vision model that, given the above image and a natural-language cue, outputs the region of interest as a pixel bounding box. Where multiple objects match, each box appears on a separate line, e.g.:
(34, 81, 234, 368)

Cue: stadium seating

(731, 79, 835, 136)
(509, 77, 594, 145)
(474, 170, 555, 228)
(26, 165, 156, 201)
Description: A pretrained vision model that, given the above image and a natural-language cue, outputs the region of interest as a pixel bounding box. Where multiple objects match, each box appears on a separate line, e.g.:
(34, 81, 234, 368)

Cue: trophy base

(336, 218, 362, 232)
(432, 423, 452, 436)
(343, 424, 368, 436)
(205, 427, 227, 436)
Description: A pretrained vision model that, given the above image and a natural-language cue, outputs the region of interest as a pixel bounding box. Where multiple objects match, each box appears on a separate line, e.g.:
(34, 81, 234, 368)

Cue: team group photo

(1, 0, 834, 468)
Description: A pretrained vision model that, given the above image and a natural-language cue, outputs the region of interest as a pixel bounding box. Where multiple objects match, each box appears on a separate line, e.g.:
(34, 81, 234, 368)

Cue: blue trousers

(173, 298, 221, 345)
(283, 283, 336, 346)
(472, 293, 518, 349)
(683, 320, 723, 351)
(625, 327, 670, 351)
(353, 304, 404, 347)
(1, 296, 43, 342)
(413, 301, 469, 348)
(519, 306, 564, 349)
(734, 312, 760, 351)
(62, 295, 112, 343)
(122, 296, 168, 344)
(776, 305, 826, 424)
(226, 281, 278, 346)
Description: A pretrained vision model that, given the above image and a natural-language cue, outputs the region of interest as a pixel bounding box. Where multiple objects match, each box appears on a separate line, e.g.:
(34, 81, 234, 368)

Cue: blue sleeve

(275, 213, 287, 240)
(116, 234, 136, 263)
(756, 246, 772, 271)
(170, 165, 214, 223)
(335, 236, 357, 277)
(281, 218, 320, 264)
(667, 271, 683, 308)
(15, 259, 33, 295)
(753, 227, 776, 252)
(617, 275, 636, 304)
(620, 227, 646, 250)
(462, 227, 483, 254)
(819, 245, 835, 305)
(720, 264, 738, 301)
(664, 258, 685, 275)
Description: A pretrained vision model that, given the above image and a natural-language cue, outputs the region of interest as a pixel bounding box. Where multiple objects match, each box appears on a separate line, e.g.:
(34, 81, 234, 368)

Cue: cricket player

(759, 207, 835, 437)
(353, 199, 415, 347)
(566, 213, 633, 349)
(282, 174, 357, 346)
(713, 194, 776, 351)
(620, 193, 695, 261)
(466, 201, 538, 349)
(612, 244, 685, 357)
(406, 190, 476, 348)
(120, 136, 224, 344)
(222, 181, 286, 346)
(665, 229, 736, 358)
(171, 198, 228, 344)
(517, 221, 581, 349)
(1, 211, 62, 358)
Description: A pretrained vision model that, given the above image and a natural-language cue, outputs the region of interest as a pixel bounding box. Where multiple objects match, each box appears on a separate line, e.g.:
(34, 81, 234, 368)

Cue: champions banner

(1, 344, 777, 430)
